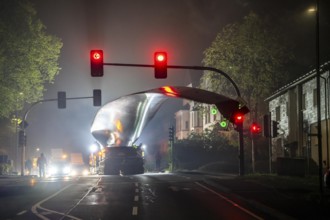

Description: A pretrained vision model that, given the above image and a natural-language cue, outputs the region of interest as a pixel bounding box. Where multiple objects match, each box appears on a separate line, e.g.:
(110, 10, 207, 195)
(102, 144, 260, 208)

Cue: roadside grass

(238, 173, 329, 203)
(240, 173, 319, 189)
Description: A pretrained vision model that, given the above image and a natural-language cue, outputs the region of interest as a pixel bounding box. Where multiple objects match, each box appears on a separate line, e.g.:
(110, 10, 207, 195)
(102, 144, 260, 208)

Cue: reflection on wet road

(1, 174, 265, 220)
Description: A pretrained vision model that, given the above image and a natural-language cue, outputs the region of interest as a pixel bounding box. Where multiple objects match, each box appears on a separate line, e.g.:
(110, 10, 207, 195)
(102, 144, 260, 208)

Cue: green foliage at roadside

(174, 126, 238, 170)
(0, 0, 63, 118)
(240, 173, 319, 190)
(200, 12, 294, 120)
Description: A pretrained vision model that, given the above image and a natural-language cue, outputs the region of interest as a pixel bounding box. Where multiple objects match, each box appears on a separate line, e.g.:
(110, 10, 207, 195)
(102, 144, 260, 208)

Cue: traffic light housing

(18, 130, 26, 147)
(272, 120, 279, 138)
(90, 50, 104, 77)
(263, 114, 270, 137)
(57, 91, 66, 109)
(233, 112, 244, 125)
(169, 126, 174, 142)
(215, 100, 249, 125)
(93, 89, 102, 106)
(233, 113, 244, 132)
(154, 52, 167, 79)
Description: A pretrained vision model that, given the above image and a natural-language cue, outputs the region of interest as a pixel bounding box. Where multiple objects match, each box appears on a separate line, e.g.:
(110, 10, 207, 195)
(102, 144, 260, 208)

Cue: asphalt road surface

(0, 173, 272, 220)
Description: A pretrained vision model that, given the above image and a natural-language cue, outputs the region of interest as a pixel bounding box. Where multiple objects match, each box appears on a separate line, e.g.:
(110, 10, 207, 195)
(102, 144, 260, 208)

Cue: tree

(0, 0, 62, 118)
(174, 127, 238, 171)
(200, 12, 293, 120)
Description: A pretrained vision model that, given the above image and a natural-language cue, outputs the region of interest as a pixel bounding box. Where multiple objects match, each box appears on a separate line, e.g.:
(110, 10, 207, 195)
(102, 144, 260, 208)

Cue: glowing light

(156, 54, 165, 62)
(220, 121, 227, 128)
(161, 86, 179, 97)
(250, 123, 261, 134)
(92, 51, 102, 60)
(211, 107, 217, 115)
(234, 113, 244, 124)
(115, 119, 123, 133)
(307, 7, 316, 13)
(90, 144, 98, 153)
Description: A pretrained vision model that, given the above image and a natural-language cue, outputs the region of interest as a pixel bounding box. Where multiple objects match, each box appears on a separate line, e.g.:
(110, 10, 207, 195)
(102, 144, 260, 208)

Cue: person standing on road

(37, 153, 47, 178)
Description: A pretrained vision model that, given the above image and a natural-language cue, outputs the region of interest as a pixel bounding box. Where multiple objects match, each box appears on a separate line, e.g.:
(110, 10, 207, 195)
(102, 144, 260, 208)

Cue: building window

(205, 106, 210, 124)
(198, 111, 203, 126)
(193, 111, 203, 127)
(185, 121, 189, 130)
(276, 106, 281, 121)
(313, 88, 317, 106)
(302, 93, 306, 110)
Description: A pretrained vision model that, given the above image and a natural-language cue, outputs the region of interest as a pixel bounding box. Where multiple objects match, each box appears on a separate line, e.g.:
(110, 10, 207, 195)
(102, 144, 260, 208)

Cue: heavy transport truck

(90, 94, 160, 175)
(100, 146, 144, 175)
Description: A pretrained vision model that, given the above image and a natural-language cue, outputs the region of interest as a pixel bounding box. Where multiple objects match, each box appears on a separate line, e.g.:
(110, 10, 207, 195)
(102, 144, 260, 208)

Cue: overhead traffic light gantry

(154, 52, 167, 79)
(90, 50, 104, 77)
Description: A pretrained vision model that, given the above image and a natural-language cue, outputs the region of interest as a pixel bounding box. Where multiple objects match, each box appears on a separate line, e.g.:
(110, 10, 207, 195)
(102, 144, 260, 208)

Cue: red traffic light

(156, 53, 165, 62)
(234, 113, 244, 124)
(154, 51, 167, 79)
(250, 123, 261, 134)
(90, 50, 104, 77)
(92, 51, 102, 60)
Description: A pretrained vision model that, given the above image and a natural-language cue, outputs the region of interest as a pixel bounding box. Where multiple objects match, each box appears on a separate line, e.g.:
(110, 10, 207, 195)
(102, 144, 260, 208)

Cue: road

(0, 173, 273, 220)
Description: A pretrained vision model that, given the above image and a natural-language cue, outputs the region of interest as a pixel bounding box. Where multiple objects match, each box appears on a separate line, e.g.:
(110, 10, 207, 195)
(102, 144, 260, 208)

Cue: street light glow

(90, 143, 98, 153)
(307, 7, 316, 13)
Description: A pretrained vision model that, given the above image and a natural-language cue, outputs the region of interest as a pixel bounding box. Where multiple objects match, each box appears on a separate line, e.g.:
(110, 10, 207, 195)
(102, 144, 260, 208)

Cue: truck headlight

(63, 166, 71, 174)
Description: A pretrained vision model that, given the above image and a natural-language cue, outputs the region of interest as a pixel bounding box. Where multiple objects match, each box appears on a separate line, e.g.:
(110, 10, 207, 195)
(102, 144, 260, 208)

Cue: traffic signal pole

(237, 122, 245, 176)
(20, 95, 100, 176)
(103, 63, 242, 97)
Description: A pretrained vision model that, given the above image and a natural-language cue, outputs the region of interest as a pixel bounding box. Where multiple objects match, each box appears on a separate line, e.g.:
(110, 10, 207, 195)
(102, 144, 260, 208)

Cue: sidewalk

(0, 175, 38, 187)
(204, 174, 330, 220)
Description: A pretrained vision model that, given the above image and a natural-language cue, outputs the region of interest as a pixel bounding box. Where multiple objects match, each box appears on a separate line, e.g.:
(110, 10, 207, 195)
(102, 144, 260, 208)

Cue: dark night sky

(25, 0, 329, 158)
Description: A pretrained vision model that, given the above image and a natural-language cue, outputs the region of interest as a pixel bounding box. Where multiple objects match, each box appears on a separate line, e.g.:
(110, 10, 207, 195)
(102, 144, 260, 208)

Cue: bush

(0, 163, 10, 175)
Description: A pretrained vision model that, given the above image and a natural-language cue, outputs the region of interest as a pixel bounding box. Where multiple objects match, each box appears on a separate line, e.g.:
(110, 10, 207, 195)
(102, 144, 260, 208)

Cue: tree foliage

(200, 12, 293, 120)
(0, 0, 62, 118)
(174, 126, 238, 170)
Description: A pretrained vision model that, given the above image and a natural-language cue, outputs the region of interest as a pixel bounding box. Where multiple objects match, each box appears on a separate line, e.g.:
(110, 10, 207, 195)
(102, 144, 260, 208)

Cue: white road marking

(134, 195, 139, 201)
(17, 210, 27, 216)
(95, 187, 103, 193)
(135, 188, 139, 193)
(195, 182, 264, 220)
(135, 182, 139, 187)
(132, 206, 138, 215)
(31, 179, 101, 220)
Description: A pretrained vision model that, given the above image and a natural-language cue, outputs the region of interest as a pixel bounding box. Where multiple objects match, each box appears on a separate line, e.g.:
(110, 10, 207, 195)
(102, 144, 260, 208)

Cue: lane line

(135, 188, 139, 193)
(195, 182, 264, 220)
(31, 182, 85, 220)
(59, 177, 103, 220)
(17, 210, 27, 216)
(134, 195, 139, 202)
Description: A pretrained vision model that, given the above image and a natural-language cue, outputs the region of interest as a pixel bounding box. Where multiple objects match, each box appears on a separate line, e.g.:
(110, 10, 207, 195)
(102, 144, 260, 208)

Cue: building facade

(175, 100, 223, 140)
(265, 62, 330, 170)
